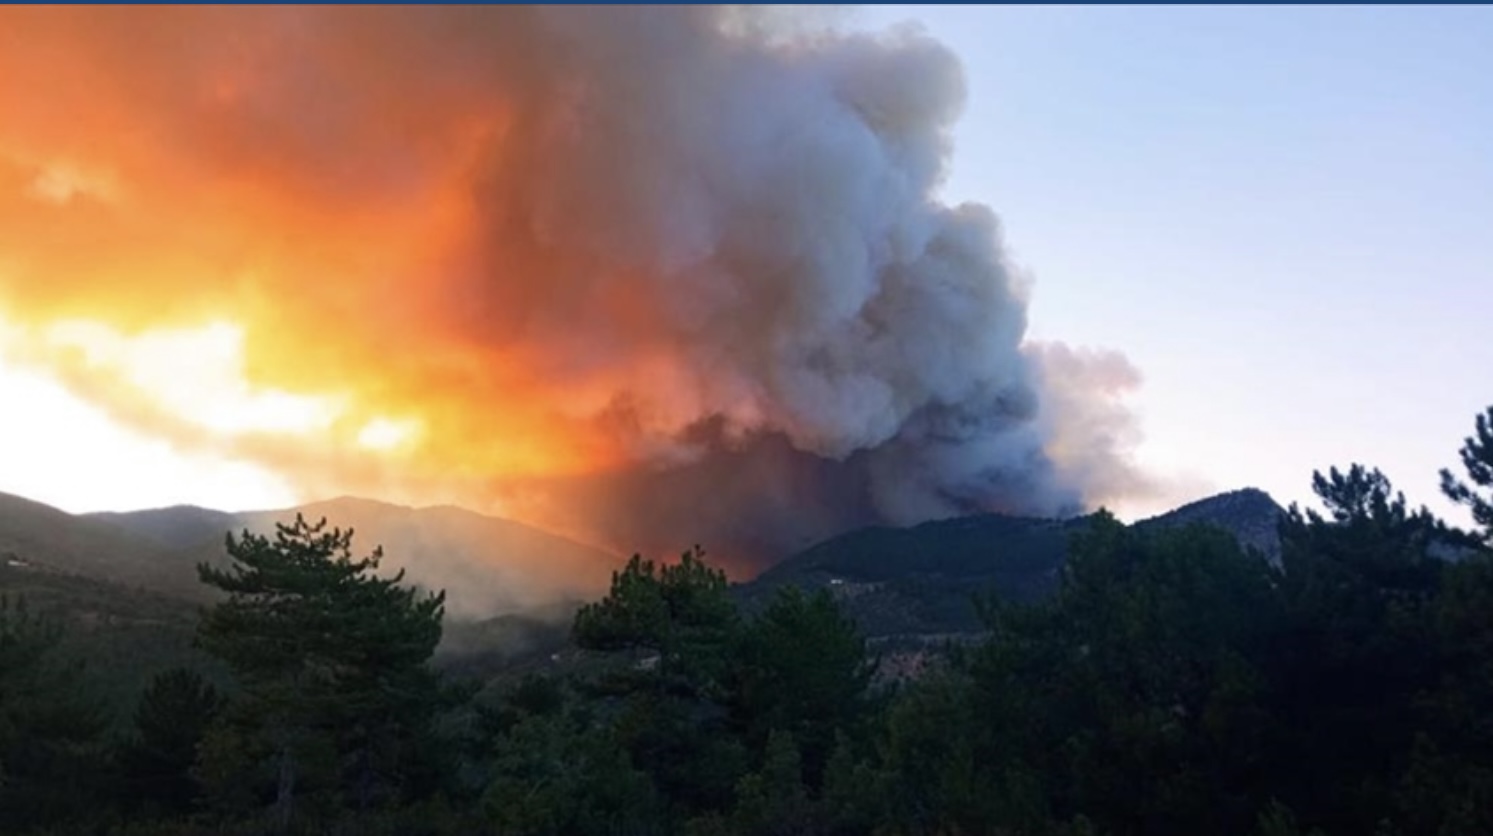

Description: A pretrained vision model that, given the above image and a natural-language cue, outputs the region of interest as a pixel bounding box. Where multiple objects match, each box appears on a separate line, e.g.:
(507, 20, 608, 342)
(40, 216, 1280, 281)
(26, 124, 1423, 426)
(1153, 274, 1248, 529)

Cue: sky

(853, 5, 1493, 523)
(1, 6, 1489, 527)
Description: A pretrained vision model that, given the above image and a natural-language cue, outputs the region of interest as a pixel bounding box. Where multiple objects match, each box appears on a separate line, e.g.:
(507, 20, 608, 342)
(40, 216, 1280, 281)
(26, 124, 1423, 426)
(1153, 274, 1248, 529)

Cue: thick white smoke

(459, 6, 1147, 558)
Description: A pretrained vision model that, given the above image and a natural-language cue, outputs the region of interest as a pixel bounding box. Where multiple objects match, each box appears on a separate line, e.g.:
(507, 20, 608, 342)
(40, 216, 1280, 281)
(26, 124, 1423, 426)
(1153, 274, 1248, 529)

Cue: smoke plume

(0, 6, 1148, 571)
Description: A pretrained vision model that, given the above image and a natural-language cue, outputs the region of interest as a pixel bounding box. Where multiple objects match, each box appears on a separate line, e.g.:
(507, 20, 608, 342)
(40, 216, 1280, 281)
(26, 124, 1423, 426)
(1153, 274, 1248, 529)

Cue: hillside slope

(90, 497, 622, 619)
(4, 491, 613, 704)
(0, 492, 208, 600)
(744, 512, 1089, 636)
(1135, 487, 1286, 563)
(0, 559, 212, 723)
(740, 488, 1289, 641)
(87, 505, 237, 550)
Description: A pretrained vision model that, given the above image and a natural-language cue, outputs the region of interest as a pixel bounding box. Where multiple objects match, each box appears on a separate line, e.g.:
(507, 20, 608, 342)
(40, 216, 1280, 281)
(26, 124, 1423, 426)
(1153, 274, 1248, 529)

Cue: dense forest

(3, 405, 1493, 836)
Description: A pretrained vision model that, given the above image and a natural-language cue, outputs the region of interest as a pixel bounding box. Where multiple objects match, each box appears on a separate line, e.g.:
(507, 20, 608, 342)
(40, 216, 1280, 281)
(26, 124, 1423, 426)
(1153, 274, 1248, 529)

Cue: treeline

(2, 407, 1492, 836)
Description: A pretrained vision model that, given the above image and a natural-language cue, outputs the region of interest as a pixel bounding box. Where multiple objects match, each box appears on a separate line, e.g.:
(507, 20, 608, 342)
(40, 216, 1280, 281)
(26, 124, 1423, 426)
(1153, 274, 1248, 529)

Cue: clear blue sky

(854, 5, 1493, 521)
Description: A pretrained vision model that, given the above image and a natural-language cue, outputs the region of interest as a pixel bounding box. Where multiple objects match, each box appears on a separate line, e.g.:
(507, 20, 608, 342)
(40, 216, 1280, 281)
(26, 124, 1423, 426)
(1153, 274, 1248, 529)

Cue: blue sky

(854, 5, 1493, 521)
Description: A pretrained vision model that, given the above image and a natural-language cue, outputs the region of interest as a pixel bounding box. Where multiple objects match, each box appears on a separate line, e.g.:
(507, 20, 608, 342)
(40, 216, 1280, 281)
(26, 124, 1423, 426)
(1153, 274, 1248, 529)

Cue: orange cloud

(0, 7, 1147, 572)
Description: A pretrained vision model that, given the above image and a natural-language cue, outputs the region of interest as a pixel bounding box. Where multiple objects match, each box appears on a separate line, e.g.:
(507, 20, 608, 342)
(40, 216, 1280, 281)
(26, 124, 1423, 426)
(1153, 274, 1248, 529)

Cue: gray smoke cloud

(0, 5, 1149, 571)
(453, 6, 1149, 563)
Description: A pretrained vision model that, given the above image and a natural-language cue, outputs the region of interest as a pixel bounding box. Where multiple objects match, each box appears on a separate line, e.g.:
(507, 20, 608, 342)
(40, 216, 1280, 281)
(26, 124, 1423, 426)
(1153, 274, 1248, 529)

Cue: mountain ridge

(737, 487, 1290, 639)
(1134, 487, 1287, 563)
(0, 491, 209, 600)
(3, 485, 1298, 691)
(8, 486, 1288, 629)
(3, 491, 622, 619)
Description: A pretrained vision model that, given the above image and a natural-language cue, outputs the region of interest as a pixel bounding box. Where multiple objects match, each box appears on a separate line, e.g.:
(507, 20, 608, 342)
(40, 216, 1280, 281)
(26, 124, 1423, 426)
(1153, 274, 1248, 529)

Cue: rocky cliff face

(1135, 488, 1287, 564)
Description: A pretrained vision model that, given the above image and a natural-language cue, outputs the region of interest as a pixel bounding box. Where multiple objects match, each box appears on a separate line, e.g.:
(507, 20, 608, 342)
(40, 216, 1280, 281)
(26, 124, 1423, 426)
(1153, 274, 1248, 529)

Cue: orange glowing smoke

(0, 7, 1149, 569)
(0, 8, 648, 510)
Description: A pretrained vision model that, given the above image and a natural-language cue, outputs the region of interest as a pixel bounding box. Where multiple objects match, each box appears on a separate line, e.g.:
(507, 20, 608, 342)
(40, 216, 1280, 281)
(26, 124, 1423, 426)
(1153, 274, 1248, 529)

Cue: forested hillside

(2, 405, 1492, 836)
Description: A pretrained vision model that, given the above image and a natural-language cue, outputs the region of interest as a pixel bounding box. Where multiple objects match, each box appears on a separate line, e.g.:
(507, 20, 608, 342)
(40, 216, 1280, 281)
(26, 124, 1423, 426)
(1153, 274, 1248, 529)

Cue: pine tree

(573, 545, 739, 695)
(195, 515, 446, 831)
(571, 546, 748, 819)
(0, 595, 109, 831)
(120, 667, 224, 816)
(1274, 466, 1448, 833)
(1441, 405, 1493, 541)
(732, 730, 813, 836)
(731, 586, 874, 790)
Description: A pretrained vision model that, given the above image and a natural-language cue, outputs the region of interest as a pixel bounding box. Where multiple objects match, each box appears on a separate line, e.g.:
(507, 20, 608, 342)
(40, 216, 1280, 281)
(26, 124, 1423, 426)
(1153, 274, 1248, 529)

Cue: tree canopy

(195, 515, 448, 831)
(6, 402, 1493, 836)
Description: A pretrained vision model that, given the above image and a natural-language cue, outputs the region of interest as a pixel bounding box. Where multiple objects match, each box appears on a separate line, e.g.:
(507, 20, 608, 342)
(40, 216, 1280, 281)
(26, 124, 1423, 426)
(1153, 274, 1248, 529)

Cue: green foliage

(948, 516, 1279, 836)
(732, 586, 875, 790)
(1271, 466, 1451, 833)
(0, 562, 211, 725)
(731, 730, 813, 835)
(119, 668, 225, 817)
(819, 730, 882, 835)
(1442, 406, 1493, 539)
(482, 707, 661, 836)
(0, 594, 111, 832)
(562, 546, 747, 824)
(194, 515, 448, 830)
(1252, 801, 1325, 836)
(11, 402, 1493, 836)
(563, 549, 884, 831)
(1388, 548, 1493, 836)
(876, 671, 993, 834)
(574, 546, 739, 695)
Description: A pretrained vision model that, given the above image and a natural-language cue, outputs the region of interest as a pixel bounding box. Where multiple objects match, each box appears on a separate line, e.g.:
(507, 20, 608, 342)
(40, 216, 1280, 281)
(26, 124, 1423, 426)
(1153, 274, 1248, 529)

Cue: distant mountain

(0, 484, 1319, 698)
(5, 483, 1296, 648)
(85, 496, 622, 620)
(740, 512, 1089, 639)
(0, 491, 209, 601)
(2, 489, 619, 703)
(1135, 488, 1287, 564)
(0, 491, 620, 621)
(224, 498, 619, 619)
(738, 488, 1289, 642)
(87, 505, 237, 550)
(0, 544, 582, 718)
